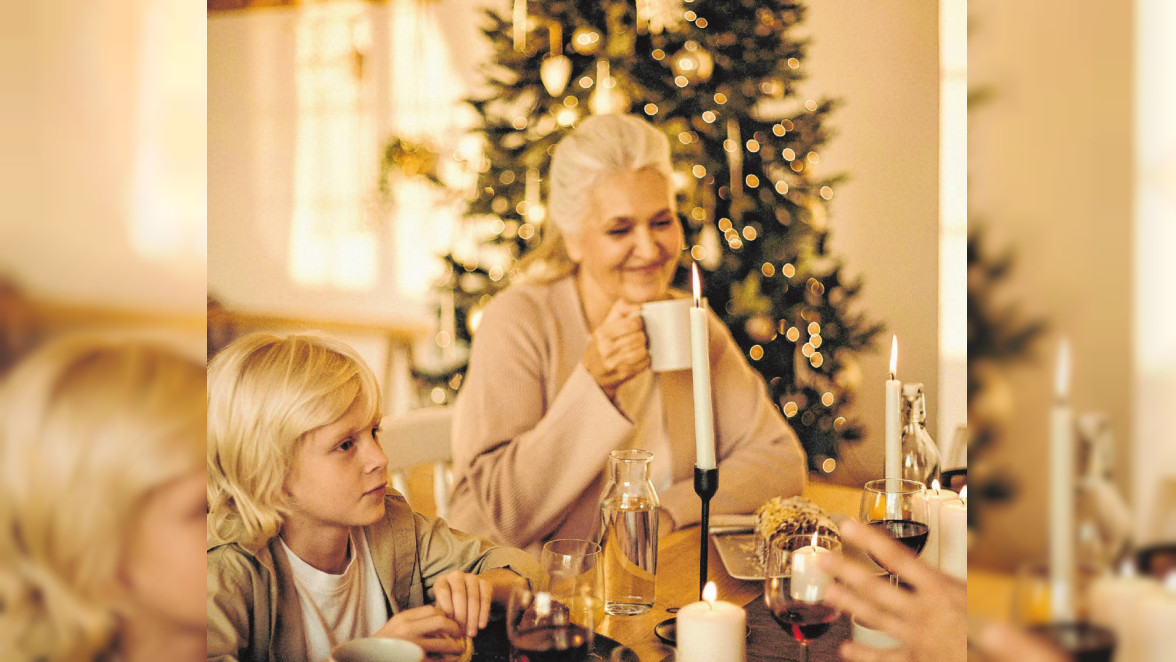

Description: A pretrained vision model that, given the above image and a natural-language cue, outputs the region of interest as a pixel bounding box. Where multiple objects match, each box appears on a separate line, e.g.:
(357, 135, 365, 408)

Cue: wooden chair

(378, 406, 454, 519)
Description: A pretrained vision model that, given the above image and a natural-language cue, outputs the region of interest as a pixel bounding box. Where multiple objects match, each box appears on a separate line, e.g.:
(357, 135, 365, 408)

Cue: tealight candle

(790, 534, 832, 602)
(677, 582, 746, 662)
(938, 487, 968, 579)
(914, 480, 958, 569)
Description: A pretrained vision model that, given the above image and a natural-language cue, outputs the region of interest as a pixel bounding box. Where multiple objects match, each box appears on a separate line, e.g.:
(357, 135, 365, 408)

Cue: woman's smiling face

(567, 167, 682, 306)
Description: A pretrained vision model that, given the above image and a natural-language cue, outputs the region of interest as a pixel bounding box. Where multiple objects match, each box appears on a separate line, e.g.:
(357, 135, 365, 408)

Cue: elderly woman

(449, 114, 807, 554)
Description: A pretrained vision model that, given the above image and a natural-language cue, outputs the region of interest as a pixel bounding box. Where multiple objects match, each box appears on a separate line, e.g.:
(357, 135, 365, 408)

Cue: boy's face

(284, 398, 388, 533)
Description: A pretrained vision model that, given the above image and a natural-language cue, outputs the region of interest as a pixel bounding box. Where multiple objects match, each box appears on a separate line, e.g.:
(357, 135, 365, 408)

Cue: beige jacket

(206, 491, 540, 662)
(449, 276, 808, 555)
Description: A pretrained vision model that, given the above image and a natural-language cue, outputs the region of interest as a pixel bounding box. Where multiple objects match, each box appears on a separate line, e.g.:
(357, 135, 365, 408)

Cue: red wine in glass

(769, 600, 841, 644)
(510, 623, 590, 662)
(867, 519, 929, 572)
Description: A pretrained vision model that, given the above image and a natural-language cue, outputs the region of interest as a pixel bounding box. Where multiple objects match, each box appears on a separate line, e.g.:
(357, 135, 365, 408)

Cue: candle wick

(889, 372, 895, 381)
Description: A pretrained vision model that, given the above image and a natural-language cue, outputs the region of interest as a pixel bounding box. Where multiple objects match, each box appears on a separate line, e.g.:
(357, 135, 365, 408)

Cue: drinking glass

(858, 479, 930, 585)
(506, 582, 598, 662)
(540, 539, 604, 626)
(763, 533, 843, 662)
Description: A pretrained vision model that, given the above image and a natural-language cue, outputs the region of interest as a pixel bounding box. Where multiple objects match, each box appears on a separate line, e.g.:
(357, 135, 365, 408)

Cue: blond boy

(207, 333, 539, 662)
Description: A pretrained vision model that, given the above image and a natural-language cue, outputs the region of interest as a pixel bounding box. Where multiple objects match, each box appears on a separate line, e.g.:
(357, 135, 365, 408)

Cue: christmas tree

(409, 0, 883, 472)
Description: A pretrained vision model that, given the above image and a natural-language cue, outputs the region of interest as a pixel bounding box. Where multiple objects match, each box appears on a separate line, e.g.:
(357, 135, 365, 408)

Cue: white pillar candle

(789, 540, 832, 602)
(1050, 340, 1075, 621)
(1137, 573, 1176, 662)
(1087, 564, 1159, 662)
(914, 480, 958, 569)
(677, 582, 746, 662)
(938, 487, 967, 580)
(885, 335, 901, 480)
(690, 263, 716, 470)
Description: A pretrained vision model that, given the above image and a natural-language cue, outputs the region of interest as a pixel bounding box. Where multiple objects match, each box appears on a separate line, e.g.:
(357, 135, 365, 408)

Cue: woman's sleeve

(451, 290, 633, 549)
(658, 311, 808, 527)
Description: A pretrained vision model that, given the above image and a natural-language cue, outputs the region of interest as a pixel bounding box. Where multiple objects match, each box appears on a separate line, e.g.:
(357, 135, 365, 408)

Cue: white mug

(640, 298, 693, 372)
(330, 638, 425, 662)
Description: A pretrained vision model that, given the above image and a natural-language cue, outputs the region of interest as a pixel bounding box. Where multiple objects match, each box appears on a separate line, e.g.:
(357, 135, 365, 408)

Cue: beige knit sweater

(448, 276, 808, 555)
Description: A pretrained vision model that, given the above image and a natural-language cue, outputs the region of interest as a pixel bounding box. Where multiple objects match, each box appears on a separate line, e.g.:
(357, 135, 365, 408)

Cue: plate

(711, 513, 886, 581)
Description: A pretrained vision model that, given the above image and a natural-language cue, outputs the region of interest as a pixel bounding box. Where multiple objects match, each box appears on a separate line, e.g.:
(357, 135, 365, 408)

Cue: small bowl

(330, 638, 425, 662)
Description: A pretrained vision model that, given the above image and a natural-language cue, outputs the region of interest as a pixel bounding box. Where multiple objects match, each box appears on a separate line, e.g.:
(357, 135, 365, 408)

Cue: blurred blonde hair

(516, 113, 675, 284)
(0, 334, 204, 662)
(206, 332, 381, 548)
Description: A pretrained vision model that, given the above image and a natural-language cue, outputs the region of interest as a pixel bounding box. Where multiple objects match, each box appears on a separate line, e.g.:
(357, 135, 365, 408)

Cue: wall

(799, 2, 945, 484)
(969, 1, 1135, 568)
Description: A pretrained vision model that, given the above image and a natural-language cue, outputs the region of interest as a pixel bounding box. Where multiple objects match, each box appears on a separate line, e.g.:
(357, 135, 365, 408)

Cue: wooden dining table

(597, 480, 864, 661)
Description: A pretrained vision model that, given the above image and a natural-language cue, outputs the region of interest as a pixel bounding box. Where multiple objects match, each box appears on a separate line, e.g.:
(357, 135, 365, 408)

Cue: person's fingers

(397, 604, 445, 621)
(840, 519, 930, 590)
(462, 574, 482, 637)
(414, 634, 466, 655)
(478, 578, 492, 630)
(838, 640, 912, 662)
(433, 578, 455, 620)
(819, 551, 915, 618)
(446, 573, 468, 632)
(822, 583, 909, 638)
(406, 613, 463, 639)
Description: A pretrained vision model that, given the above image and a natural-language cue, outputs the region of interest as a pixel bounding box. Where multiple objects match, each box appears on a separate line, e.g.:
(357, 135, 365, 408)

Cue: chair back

(378, 406, 454, 519)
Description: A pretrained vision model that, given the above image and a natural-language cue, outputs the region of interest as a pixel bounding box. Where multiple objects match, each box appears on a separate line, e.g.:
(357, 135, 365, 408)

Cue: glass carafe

(900, 383, 941, 487)
(599, 449, 659, 616)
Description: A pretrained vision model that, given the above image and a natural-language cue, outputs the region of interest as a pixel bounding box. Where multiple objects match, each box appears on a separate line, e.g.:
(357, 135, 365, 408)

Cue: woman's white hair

(0, 334, 204, 661)
(547, 113, 674, 238)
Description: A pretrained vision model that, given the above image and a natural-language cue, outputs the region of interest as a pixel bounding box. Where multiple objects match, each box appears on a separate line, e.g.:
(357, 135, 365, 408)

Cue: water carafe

(599, 449, 659, 616)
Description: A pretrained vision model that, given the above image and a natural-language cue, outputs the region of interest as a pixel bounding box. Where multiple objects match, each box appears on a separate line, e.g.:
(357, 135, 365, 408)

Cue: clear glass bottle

(599, 449, 659, 616)
(900, 383, 941, 487)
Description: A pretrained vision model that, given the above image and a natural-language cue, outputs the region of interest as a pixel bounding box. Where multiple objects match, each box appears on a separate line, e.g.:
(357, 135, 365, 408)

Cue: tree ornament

(541, 55, 572, 96)
(746, 313, 775, 343)
(570, 26, 602, 55)
(833, 357, 862, 393)
(637, 0, 685, 34)
(589, 60, 629, 115)
(670, 41, 714, 84)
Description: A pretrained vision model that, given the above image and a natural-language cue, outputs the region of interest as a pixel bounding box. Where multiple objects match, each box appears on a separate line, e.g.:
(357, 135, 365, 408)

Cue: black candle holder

(694, 465, 719, 599)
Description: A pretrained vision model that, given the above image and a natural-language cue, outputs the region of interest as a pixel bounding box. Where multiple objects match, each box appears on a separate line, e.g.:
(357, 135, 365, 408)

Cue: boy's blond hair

(206, 332, 382, 548)
(0, 334, 204, 661)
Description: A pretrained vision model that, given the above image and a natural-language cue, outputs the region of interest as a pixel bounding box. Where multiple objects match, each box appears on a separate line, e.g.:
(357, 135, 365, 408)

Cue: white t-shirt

(279, 529, 389, 662)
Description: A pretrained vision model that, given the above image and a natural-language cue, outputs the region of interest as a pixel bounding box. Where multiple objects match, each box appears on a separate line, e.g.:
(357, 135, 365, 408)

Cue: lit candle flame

(889, 335, 898, 380)
(692, 262, 702, 307)
(960, 485, 968, 505)
(702, 581, 717, 606)
(1055, 338, 1070, 401)
(811, 531, 819, 548)
(932, 478, 940, 495)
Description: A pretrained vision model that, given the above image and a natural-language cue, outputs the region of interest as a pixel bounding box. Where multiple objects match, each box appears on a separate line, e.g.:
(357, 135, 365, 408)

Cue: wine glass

(539, 539, 604, 626)
(763, 533, 843, 662)
(506, 581, 598, 662)
(859, 478, 930, 585)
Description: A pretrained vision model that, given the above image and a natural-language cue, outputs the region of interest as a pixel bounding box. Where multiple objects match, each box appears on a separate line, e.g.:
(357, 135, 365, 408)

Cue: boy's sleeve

(414, 511, 541, 601)
(207, 547, 256, 662)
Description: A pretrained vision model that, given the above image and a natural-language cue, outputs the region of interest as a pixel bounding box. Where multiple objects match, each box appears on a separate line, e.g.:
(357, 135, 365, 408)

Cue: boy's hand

(373, 605, 466, 656)
(432, 570, 493, 638)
